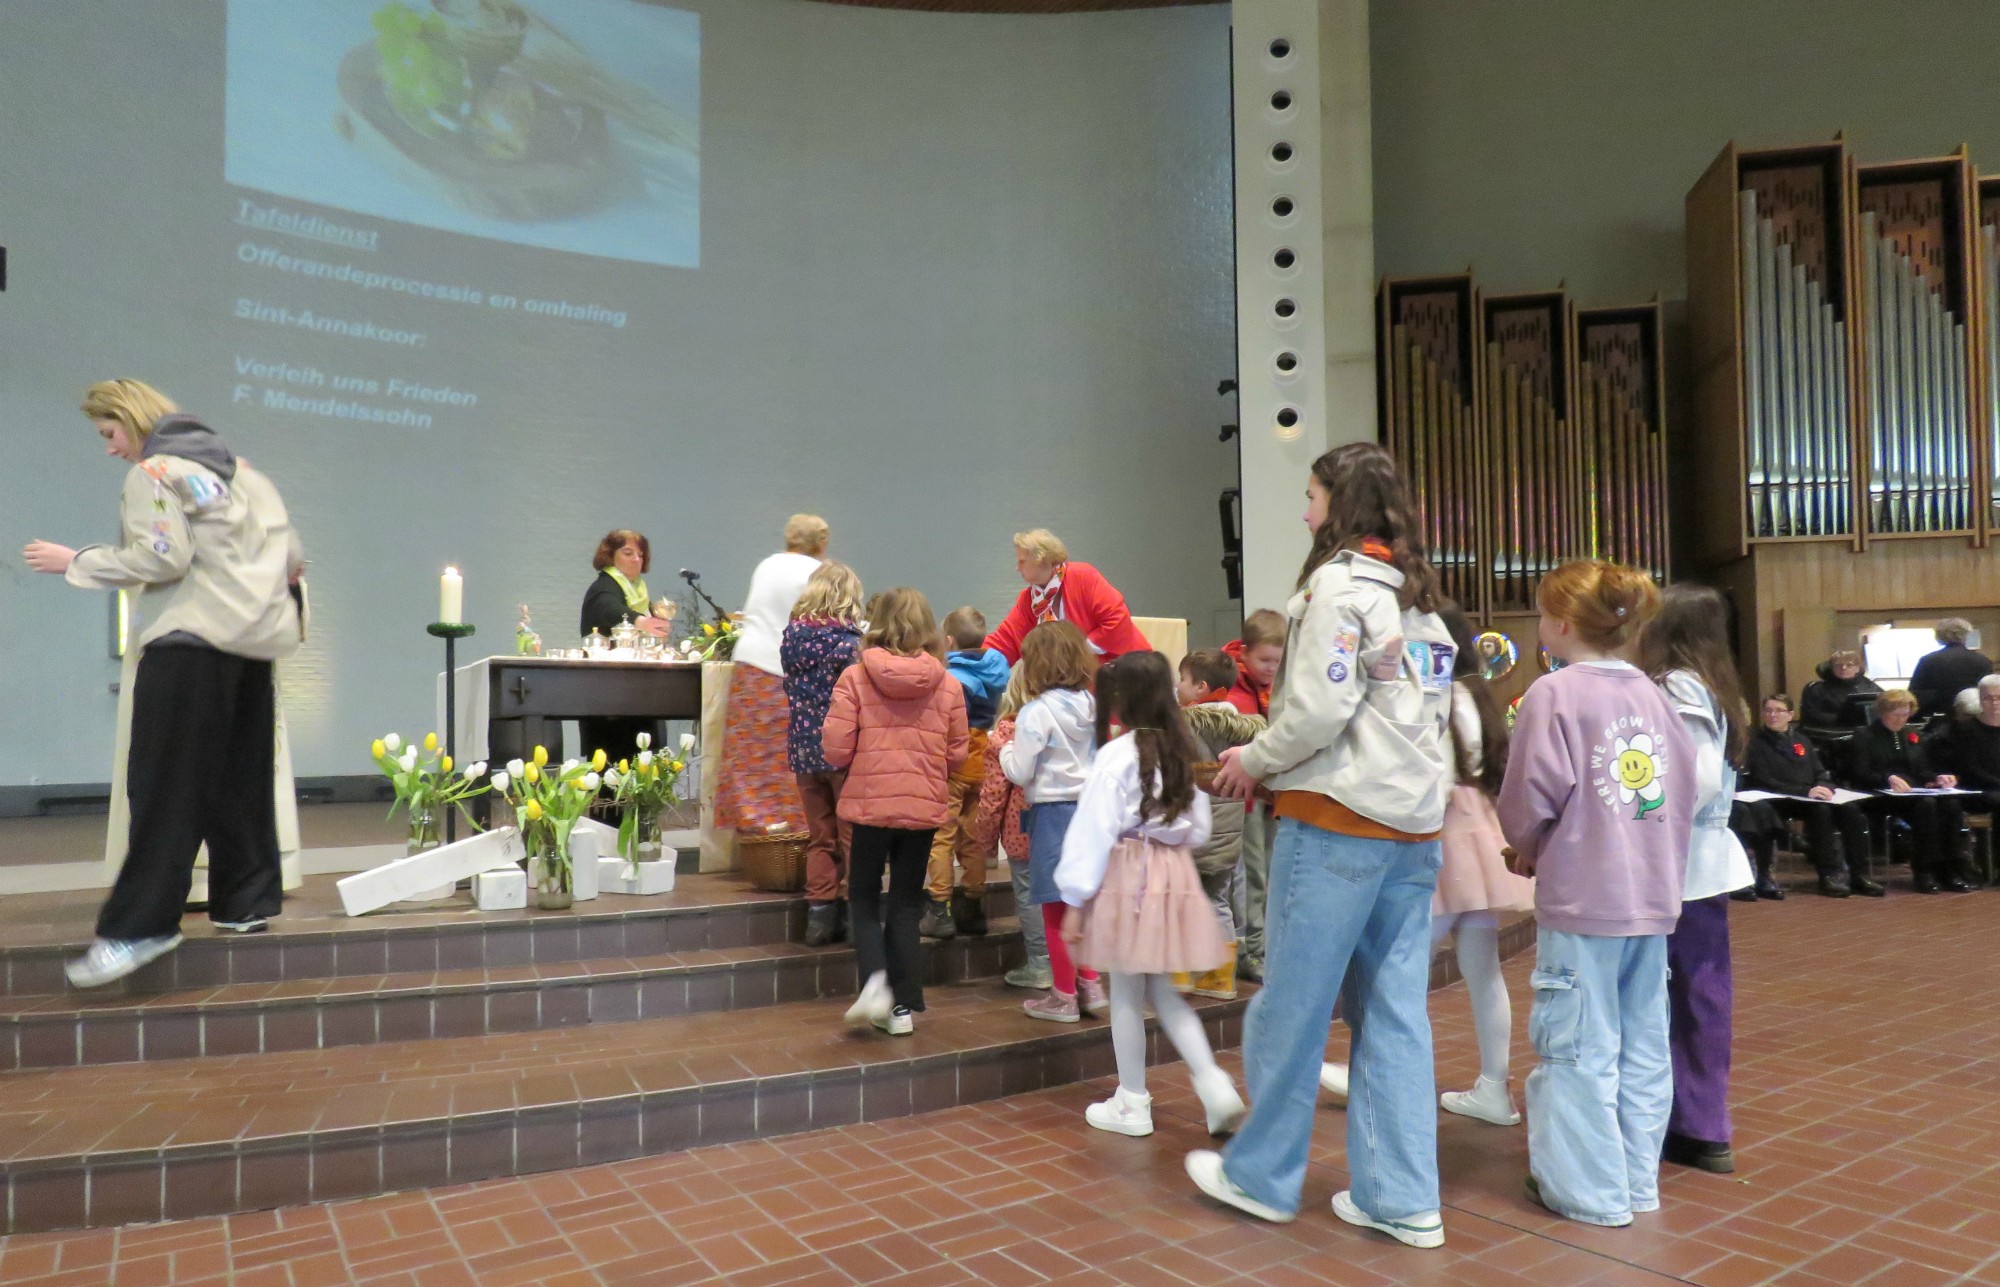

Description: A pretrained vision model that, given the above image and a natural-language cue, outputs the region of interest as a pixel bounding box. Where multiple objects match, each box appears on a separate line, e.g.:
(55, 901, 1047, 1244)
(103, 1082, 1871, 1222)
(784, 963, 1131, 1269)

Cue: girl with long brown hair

(1635, 584, 1756, 1176)
(1054, 652, 1245, 1139)
(1186, 443, 1458, 1249)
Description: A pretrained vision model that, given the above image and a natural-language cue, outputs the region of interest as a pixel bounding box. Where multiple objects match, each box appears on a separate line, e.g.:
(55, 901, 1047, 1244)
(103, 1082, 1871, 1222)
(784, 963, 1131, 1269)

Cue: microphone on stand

(679, 568, 728, 622)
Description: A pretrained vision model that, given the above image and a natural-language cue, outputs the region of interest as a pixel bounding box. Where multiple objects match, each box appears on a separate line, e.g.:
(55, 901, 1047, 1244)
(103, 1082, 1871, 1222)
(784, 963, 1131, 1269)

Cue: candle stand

(428, 622, 477, 843)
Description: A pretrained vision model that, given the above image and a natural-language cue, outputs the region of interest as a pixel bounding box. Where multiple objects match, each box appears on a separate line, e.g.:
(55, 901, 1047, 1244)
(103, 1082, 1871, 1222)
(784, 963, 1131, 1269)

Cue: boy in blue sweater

(923, 607, 1013, 938)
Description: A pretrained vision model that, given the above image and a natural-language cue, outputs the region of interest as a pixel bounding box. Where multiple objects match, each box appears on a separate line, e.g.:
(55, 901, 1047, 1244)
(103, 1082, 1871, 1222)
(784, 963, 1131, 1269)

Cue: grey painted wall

(0, 0, 1238, 788)
(1371, 0, 2000, 305)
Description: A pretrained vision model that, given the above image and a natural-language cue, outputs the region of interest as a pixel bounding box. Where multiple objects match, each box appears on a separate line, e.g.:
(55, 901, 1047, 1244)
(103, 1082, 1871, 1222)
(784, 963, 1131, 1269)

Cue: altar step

(0, 920, 1030, 1071)
(0, 870, 901, 999)
(0, 974, 1248, 1234)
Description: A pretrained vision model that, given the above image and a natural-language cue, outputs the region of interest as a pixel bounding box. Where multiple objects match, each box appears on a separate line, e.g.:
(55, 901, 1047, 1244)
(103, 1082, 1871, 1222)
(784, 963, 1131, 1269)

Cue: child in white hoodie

(1057, 652, 1245, 1138)
(1001, 622, 1103, 1023)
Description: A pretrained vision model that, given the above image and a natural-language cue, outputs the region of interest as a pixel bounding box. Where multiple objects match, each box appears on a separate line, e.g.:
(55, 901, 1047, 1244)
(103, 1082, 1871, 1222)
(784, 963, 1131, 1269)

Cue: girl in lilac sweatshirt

(1497, 561, 1694, 1229)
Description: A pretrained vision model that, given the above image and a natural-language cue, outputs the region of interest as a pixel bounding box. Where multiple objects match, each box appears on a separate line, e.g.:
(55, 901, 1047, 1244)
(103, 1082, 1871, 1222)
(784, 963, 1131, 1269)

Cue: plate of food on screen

(334, 0, 697, 222)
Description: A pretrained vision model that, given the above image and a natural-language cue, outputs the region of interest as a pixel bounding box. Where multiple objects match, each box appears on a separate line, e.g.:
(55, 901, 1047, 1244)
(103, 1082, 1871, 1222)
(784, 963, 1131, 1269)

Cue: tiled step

(0, 976, 1251, 1233)
(0, 872, 1017, 998)
(0, 921, 1030, 1070)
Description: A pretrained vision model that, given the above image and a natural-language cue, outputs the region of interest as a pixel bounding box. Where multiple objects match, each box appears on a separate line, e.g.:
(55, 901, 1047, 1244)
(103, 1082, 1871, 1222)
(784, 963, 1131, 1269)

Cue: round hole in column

(1269, 38, 1291, 59)
(1275, 407, 1303, 440)
(1271, 195, 1295, 219)
(1270, 141, 1294, 164)
(1273, 297, 1297, 320)
(1272, 247, 1297, 271)
(1275, 350, 1299, 373)
(1270, 89, 1293, 111)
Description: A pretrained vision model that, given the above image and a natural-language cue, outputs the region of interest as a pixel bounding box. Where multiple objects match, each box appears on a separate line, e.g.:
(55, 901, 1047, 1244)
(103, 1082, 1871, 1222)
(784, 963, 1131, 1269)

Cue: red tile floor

(4, 888, 2000, 1285)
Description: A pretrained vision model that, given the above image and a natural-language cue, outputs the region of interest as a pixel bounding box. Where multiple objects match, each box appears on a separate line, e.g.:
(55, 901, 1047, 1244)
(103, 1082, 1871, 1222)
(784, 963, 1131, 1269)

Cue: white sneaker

(65, 935, 182, 989)
(1085, 1087, 1154, 1136)
(845, 971, 893, 1030)
(1332, 1190, 1444, 1249)
(1185, 1149, 1294, 1223)
(1320, 1061, 1349, 1102)
(1441, 1075, 1520, 1126)
(1193, 1070, 1247, 1137)
(874, 1005, 914, 1036)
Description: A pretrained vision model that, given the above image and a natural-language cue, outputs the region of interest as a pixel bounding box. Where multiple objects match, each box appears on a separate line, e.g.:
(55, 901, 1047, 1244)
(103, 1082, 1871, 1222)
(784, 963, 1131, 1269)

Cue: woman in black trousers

(1742, 695, 1880, 898)
(1845, 690, 1972, 894)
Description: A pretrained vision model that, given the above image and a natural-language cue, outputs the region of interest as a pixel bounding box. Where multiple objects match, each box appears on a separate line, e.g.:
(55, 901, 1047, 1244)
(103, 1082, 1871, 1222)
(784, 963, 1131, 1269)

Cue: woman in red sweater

(982, 529, 1149, 664)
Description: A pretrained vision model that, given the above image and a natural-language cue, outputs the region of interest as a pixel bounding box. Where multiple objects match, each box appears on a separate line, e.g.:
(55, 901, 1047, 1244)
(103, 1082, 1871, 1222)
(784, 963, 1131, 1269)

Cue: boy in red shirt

(1223, 610, 1286, 717)
(1221, 610, 1285, 979)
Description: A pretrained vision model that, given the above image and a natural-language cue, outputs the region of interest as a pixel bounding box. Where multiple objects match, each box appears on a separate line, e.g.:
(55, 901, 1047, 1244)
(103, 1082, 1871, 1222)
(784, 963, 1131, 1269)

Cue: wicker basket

(739, 829, 810, 892)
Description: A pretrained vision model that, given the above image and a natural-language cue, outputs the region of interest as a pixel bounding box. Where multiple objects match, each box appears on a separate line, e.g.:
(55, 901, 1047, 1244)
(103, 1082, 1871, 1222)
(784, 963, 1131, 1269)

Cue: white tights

(1435, 911, 1510, 1084)
(1110, 972, 1222, 1096)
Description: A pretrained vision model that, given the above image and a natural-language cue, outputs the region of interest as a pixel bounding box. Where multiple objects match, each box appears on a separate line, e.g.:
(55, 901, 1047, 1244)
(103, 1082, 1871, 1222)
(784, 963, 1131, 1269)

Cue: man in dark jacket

(1843, 690, 1973, 893)
(1909, 620, 1995, 720)
(1799, 649, 1881, 731)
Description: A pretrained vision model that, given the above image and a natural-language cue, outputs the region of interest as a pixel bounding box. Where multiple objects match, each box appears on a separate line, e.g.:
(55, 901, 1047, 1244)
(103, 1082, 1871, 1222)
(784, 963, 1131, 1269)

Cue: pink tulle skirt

(1435, 785, 1535, 916)
(1078, 837, 1232, 976)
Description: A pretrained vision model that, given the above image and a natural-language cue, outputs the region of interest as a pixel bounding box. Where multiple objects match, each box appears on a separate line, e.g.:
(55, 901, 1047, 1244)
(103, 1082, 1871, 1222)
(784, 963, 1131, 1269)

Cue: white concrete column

(1231, 0, 1373, 613)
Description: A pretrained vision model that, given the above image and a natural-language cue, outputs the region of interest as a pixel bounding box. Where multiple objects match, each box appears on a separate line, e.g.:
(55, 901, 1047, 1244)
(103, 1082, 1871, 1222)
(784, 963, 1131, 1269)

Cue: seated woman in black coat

(578, 529, 673, 765)
(1799, 648, 1881, 732)
(1741, 694, 1880, 898)
(1843, 689, 1973, 893)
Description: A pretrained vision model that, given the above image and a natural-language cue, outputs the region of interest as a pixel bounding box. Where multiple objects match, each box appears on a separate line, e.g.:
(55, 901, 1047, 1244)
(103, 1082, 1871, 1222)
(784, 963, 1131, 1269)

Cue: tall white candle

(439, 567, 463, 624)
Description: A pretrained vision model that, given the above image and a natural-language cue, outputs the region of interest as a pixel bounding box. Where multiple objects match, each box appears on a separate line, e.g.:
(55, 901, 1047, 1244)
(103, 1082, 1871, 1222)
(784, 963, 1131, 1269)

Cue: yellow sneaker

(1190, 948, 1237, 1000)
(1170, 971, 1196, 994)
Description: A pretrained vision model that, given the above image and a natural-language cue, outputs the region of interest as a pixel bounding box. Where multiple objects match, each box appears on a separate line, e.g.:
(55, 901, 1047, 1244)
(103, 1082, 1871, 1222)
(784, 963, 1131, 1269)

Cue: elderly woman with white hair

(712, 515, 829, 839)
(1941, 674, 2000, 817)
(1910, 618, 1994, 719)
(981, 529, 1149, 665)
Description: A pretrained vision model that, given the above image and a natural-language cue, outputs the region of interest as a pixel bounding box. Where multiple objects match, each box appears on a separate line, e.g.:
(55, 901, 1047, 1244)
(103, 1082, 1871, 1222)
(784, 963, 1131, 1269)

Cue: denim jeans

(1525, 929, 1671, 1227)
(1010, 857, 1048, 969)
(1221, 818, 1442, 1219)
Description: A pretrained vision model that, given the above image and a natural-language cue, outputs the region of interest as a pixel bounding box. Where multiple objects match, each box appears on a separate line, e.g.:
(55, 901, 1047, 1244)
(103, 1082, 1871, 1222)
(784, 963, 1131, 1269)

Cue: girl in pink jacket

(822, 588, 968, 1036)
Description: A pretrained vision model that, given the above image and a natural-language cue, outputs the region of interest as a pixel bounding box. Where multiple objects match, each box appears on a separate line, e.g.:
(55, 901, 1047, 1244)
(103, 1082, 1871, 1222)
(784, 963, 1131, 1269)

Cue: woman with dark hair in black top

(577, 529, 672, 765)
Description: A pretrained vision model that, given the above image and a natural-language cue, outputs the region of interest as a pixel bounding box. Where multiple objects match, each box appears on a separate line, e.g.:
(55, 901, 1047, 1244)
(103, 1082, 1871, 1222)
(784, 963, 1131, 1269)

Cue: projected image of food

(343, 1, 692, 221)
(227, 0, 700, 267)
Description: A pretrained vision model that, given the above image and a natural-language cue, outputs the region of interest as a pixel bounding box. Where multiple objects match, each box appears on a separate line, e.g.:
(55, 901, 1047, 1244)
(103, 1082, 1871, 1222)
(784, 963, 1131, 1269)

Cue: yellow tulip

(441, 755, 453, 773)
(424, 732, 439, 752)
(591, 748, 607, 772)
(524, 799, 543, 821)
(533, 745, 549, 767)
(702, 622, 716, 636)
(371, 739, 386, 759)
(670, 760, 684, 773)
(525, 763, 541, 784)
(618, 759, 630, 773)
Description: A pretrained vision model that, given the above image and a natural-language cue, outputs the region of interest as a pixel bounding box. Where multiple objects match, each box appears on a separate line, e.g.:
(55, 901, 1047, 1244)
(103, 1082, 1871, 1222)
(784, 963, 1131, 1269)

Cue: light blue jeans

(1525, 929, 1672, 1227)
(1011, 856, 1048, 969)
(1221, 818, 1442, 1220)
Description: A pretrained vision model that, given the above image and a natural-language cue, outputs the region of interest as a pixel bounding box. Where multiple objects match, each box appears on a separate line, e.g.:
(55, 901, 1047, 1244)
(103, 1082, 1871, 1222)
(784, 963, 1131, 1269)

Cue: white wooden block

(337, 827, 525, 917)
(399, 881, 458, 904)
(599, 856, 675, 896)
(473, 868, 527, 910)
(568, 827, 601, 902)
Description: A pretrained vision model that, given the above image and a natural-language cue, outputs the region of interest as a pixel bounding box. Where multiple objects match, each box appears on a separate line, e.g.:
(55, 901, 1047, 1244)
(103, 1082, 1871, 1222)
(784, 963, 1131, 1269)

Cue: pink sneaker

(1023, 990, 1080, 1023)
(1077, 974, 1108, 1018)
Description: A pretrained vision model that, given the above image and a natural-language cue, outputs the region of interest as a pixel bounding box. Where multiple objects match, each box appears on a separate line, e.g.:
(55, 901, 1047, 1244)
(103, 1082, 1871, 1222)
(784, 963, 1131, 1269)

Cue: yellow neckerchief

(605, 567, 650, 617)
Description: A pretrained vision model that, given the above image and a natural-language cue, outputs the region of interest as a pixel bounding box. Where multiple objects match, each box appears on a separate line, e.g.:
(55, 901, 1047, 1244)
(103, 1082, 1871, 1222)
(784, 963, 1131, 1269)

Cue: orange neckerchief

(1029, 564, 1067, 624)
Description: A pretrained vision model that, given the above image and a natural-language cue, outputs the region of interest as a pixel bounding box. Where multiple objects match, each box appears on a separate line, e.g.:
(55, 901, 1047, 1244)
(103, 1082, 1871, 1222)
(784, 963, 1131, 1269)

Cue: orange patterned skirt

(713, 663, 806, 834)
